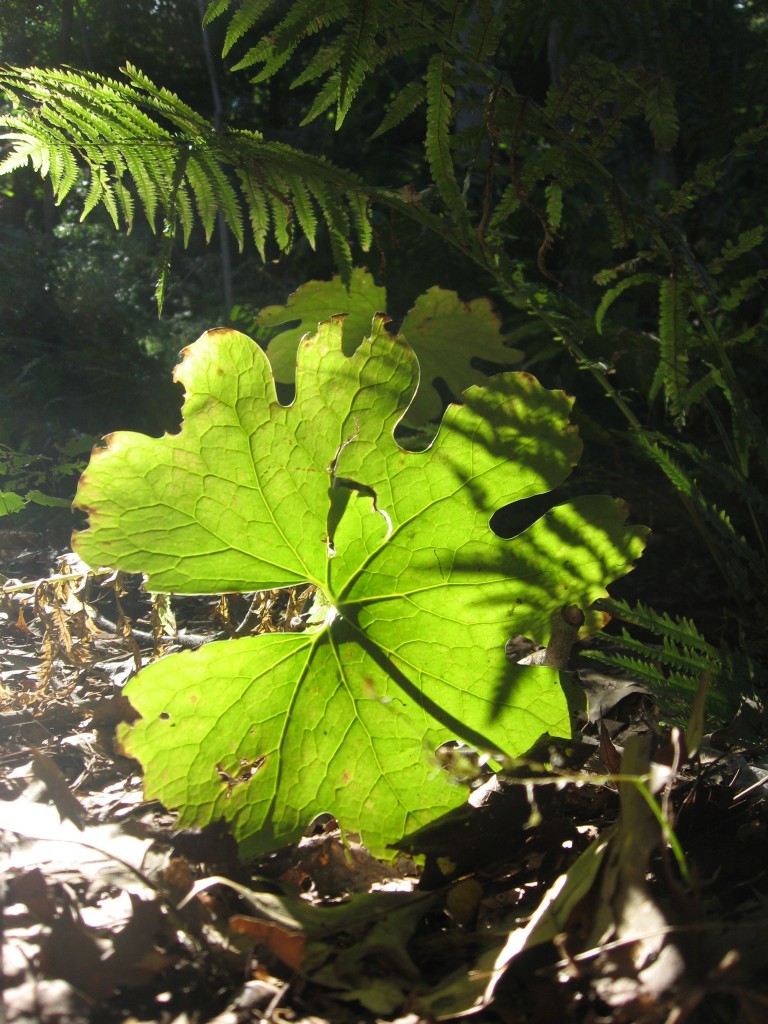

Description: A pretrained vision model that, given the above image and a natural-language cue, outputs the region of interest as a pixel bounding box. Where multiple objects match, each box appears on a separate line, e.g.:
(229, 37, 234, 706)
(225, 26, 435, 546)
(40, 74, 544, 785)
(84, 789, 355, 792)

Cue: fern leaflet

(425, 52, 466, 230)
(657, 275, 689, 419)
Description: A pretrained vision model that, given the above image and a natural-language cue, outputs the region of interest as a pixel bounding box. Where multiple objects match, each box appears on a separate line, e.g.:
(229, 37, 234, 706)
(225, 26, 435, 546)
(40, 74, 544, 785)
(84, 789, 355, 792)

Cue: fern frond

(285, 175, 318, 248)
(487, 183, 521, 233)
(425, 52, 466, 229)
(211, 0, 276, 56)
(595, 271, 657, 334)
(335, 0, 376, 126)
(0, 65, 371, 304)
(370, 80, 426, 139)
(298, 75, 340, 126)
(291, 43, 342, 87)
(587, 598, 751, 724)
(598, 598, 716, 657)
(657, 275, 689, 419)
(709, 226, 768, 275)
(234, 163, 271, 258)
(643, 75, 679, 152)
(718, 269, 768, 312)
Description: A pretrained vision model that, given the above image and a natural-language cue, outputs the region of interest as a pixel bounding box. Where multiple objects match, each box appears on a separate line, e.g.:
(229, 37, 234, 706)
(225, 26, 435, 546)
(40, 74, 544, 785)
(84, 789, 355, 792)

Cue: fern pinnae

(465, 0, 504, 62)
(425, 52, 466, 229)
(348, 190, 372, 251)
(486, 182, 521, 233)
(192, 147, 244, 248)
(267, 191, 291, 250)
(80, 165, 116, 226)
(111, 174, 136, 230)
(643, 75, 679, 152)
(681, 370, 717, 411)
(336, 0, 376, 127)
(597, 598, 718, 658)
(34, 113, 80, 199)
(185, 154, 219, 240)
(122, 64, 205, 123)
(708, 225, 767, 274)
(203, 0, 232, 26)
(370, 80, 426, 139)
(234, 164, 271, 258)
(217, 0, 276, 56)
(658, 274, 689, 419)
(299, 75, 339, 126)
(719, 269, 768, 312)
(594, 271, 658, 334)
(291, 43, 342, 88)
(326, 225, 354, 285)
(274, 0, 350, 48)
(0, 133, 48, 177)
(286, 175, 318, 249)
(235, 39, 300, 78)
(312, 186, 353, 281)
(152, 144, 194, 309)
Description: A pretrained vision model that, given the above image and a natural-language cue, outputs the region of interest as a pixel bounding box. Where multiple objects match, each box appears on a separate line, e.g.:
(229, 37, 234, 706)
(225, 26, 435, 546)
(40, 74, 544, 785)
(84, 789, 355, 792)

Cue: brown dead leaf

(230, 914, 306, 970)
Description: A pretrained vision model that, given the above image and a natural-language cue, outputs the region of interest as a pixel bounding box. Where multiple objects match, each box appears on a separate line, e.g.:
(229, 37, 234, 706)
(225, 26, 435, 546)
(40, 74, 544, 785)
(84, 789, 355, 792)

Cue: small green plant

(73, 313, 645, 856)
(586, 598, 752, 728)
(0, 439, 93, 518)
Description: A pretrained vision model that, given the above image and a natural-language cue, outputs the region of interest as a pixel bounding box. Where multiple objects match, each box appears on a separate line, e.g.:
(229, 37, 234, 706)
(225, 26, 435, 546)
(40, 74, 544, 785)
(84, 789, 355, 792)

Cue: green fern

(655, 275, 689, 420)
(638, 434, 768, 613)
(595, 271, 658, 334)
(586, 598, 752, 726)
(0, 64, 371, 305)
(643, 75, 679, 152)
(424, 53, 467, 229)
(370, 80, 426, 139)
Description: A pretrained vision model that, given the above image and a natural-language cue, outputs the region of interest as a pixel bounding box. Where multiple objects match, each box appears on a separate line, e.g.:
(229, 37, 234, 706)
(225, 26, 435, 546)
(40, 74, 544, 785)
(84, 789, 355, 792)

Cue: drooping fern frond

(207, 0, 502, 137)
(0, 64, 370, 305)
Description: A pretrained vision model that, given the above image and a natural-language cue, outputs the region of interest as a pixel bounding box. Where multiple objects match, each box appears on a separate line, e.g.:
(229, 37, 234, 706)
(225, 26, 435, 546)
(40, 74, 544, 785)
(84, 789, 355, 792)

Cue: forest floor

(2, 527, 768, 1024)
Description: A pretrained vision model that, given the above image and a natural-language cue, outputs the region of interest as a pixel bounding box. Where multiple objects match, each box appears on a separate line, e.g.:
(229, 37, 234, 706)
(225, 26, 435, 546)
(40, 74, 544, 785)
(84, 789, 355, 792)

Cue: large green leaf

(73, 319, 645, 857)
(398, 287, 523, 422)
(255, 268, 386, 382)
(253, 269, 521, 422)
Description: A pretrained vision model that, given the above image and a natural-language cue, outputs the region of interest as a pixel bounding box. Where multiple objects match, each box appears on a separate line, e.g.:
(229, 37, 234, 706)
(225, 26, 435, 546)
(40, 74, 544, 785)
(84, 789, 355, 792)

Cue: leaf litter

(4, 532, 768, 1023)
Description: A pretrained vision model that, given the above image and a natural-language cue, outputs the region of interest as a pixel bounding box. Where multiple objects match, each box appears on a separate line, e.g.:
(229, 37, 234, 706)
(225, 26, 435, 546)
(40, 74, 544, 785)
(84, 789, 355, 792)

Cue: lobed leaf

(254, 270, 521, 422)
(73, 320, 645, 856)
